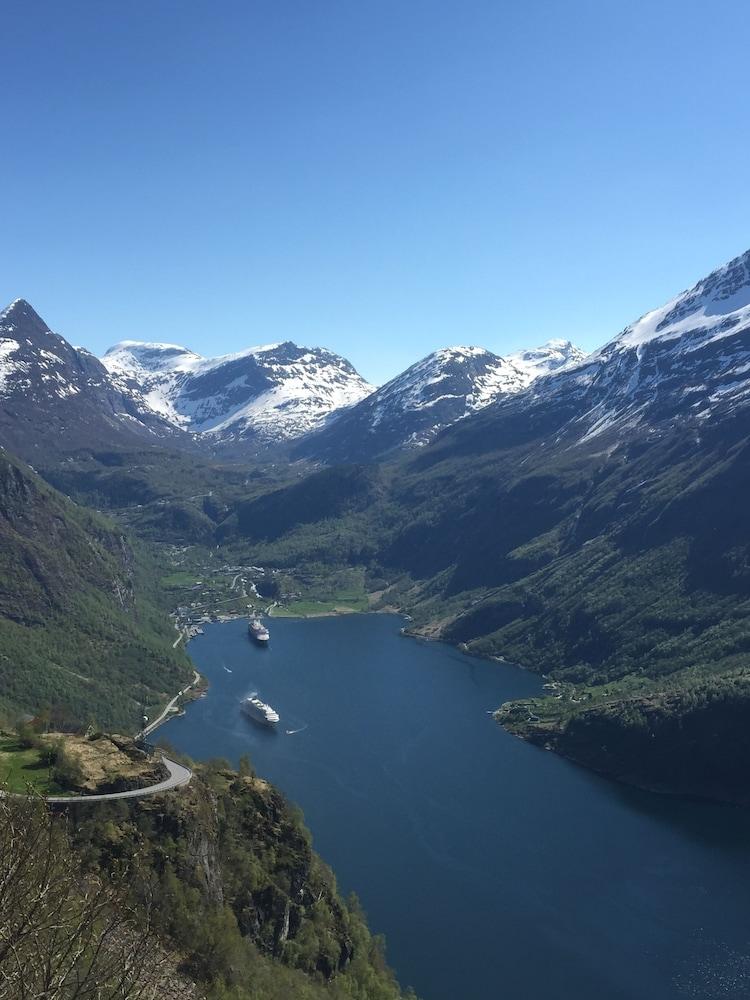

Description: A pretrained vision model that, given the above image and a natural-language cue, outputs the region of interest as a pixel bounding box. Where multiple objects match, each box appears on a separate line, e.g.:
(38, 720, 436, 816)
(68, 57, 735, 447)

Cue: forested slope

(0, 446, 191, 729)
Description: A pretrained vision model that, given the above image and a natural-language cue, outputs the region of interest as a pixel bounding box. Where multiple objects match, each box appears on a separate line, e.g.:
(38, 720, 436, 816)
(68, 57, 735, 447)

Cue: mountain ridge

(101, 333, 585, 458)
(101, 338, 375, 447)
(0, 295, 586, 463)
(290, 338, 586, 462)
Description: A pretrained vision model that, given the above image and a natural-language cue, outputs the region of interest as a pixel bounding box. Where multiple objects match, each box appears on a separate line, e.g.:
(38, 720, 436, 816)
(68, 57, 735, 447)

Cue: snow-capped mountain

(503, 248, 750, 446)
(102, 340, 374, 447)
(0, 298, 584, 464)
(293, 340, 585, 462)
(0, 299, 182, 462)
(505, 339, 587, 380)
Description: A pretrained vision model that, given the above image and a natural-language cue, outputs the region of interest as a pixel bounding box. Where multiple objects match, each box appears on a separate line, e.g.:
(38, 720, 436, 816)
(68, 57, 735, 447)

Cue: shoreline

(507, 725, 750, 808)
(174, 596, 745, 811)
(139, 670, 203, 739)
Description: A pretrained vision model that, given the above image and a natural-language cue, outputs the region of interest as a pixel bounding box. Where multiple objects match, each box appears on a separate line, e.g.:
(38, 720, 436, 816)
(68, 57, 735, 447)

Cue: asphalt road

(41, 754, 193, 804)
(141, 670, 201, 738)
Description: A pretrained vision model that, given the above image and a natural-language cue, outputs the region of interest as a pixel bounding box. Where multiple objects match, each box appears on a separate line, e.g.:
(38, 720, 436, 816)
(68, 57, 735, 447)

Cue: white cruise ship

(249, 618, 270, 643)
(241, 694, 279, 727)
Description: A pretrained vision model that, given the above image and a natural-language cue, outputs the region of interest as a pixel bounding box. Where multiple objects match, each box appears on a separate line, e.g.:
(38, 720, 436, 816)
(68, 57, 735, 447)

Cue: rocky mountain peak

(1, 297, 35, 319)
(292, 338, 586, 462)
(101, 338, 374, 445)
(506, 339, 587, 377)
(0, 299, 187, 461)
(0, 298, 52, 338)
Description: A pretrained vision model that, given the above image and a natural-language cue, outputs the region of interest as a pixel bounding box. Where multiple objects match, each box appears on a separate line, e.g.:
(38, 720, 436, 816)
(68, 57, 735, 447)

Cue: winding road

(34, 669, 205, 803)
(1, 755, 193, 805)
(43, 755, 193, 804)
(140, 670, 201, 738)
(58, 669, 202, 802)
(2, 672, 202, 805)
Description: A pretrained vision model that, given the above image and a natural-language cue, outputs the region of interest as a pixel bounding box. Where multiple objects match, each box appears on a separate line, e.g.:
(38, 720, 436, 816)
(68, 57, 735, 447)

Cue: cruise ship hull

(241, 699, 279, 728)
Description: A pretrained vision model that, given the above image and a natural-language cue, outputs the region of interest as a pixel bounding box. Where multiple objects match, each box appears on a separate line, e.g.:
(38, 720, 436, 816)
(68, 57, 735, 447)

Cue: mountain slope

(292, 340, 585, 462)
(0, 299, 186, 464)
(71, 761, 414, 1000)
(224, 248, 750, 801)
(0, 445, 190, 729)
(498, 250, 750, 448)
(102, 339, 374, 448)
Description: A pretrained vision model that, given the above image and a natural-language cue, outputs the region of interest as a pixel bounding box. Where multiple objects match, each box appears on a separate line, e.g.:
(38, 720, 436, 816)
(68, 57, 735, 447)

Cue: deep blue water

(164, 614, 750, 1000)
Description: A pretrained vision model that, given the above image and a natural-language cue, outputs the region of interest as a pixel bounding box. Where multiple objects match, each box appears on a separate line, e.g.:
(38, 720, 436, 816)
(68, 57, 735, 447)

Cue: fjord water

(166, 615, 750, 1000)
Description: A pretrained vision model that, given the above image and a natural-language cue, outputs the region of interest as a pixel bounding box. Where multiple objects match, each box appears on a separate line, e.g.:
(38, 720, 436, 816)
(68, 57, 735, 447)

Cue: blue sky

(1, 1, 749, 385)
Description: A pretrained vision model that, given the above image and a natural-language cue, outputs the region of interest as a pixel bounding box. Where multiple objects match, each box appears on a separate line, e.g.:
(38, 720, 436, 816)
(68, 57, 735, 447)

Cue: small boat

(241, 694, 279, 727)
(249, 618, 270, 644)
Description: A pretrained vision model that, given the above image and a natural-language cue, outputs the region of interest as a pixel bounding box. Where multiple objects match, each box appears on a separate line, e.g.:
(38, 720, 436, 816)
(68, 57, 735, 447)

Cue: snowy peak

(505, 248, 750, 448)
(101, 341, 207, 425)
(505, 339, 587, 378)
(103, 340, 203, 376)
(101, 338, 374, 444)
(0, 299, 184, 460)
(0, 296, 95, 400)
(354, 338, 586, 425)
(373, 346, 525, 422)
(604, 248, 750, 356)
(293, 339, 586, 462)
(178, 342, 374, 440)
(661, 247, 750, 323)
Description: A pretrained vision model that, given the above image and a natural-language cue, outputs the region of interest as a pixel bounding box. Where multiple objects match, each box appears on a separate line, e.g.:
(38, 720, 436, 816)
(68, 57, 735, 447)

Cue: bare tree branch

(0, 791, 179, 1000)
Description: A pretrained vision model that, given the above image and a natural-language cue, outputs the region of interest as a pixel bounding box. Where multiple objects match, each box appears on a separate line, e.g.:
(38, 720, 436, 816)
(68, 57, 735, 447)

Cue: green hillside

(0, 447, 191, 730)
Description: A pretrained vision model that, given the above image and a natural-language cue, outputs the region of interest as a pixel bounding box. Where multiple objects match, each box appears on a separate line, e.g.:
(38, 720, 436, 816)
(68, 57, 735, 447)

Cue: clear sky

(1, 1, 749, 385)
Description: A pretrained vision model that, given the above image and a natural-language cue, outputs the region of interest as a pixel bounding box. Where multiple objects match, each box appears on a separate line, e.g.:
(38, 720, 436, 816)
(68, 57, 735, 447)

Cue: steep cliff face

(128, 770, 354, 974)
(0, 448, 134, 623)
(73, 762, 412, 998)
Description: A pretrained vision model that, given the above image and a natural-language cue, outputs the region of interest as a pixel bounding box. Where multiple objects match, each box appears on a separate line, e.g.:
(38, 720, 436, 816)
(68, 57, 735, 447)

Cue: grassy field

(160, 570, 206, 588)
(0, 734, 64, 794)
(270, 595, 368, 617)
